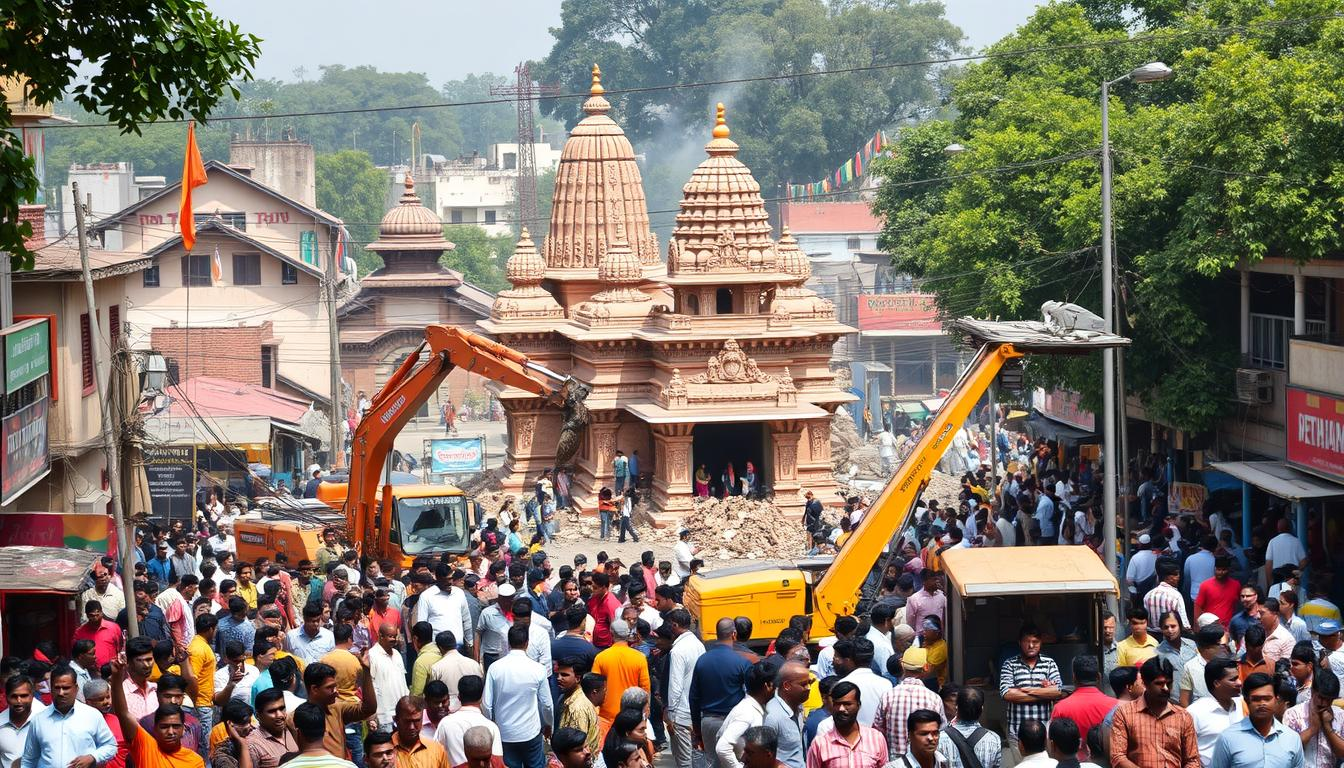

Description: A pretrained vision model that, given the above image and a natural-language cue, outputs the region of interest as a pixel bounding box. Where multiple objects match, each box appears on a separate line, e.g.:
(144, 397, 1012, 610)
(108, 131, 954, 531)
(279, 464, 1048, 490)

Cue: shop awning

(892, 401, 929, 418)
(0, 546, 101, 593)
(1028, 411, 1100, 443)
(1209, 461, 1344, 501)
(941, 545, 1119, 596)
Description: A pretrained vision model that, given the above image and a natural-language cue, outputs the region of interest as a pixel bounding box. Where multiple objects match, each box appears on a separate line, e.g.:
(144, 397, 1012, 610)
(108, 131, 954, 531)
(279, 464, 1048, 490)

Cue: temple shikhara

(479, 66, 854, 520)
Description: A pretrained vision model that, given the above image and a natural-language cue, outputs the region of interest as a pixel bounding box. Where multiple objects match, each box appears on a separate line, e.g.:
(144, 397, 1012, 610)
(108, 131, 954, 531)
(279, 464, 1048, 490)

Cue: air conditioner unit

(1235, 368, 1274, 405)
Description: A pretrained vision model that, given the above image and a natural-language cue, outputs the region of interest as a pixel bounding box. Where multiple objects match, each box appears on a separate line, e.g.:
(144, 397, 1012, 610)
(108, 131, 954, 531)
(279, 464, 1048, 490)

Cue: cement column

(1295, 272, 1306, 335)
(1240, 269, 1251, 357)
(770, 425, 804, 509)
(588, 416, 621, 494)
(651, 425, 694, 517)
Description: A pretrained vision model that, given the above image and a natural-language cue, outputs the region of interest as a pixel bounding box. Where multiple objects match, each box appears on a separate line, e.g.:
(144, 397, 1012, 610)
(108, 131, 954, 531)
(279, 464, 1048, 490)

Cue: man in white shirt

(835, 637, 892, 726)
(1187, 657, 1244, 767)
(1125, 534, 1159, 595)
(482, 625, 552, 768)
(866, 604, 897, 682)
(0, 675, 46, 768)
(369, 622, 409, 732)
(1265, 519, 1308, 587)
(674, 530, 696, 580)
(665, 608, 706, 768)
(416, 565, 474, 654)
(80, 567, 125, 620)
(715, 662, 775, 768)
(878, 430, 897, 476)
(435, 675, 502, 765)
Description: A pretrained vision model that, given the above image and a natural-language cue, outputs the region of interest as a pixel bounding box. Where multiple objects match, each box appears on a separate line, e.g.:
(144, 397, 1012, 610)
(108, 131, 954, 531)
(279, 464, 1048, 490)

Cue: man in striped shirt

(873, 648, 945, 759)
(998, 625, 1063, 755)
(1142, 558, 1189, 632)
(805, 682, 888, 768)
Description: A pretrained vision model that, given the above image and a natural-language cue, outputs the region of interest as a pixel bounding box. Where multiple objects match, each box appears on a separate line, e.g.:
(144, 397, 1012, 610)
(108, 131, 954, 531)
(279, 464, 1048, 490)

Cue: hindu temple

(478, 66, 855, 520)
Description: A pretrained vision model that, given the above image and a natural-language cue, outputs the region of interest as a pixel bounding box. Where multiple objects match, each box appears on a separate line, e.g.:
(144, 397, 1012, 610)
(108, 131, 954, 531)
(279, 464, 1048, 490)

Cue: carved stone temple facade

(478, 67, 854, 519)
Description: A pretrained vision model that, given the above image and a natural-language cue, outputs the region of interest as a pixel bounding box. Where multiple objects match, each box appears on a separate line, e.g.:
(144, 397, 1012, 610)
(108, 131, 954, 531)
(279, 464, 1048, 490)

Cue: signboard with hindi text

(854, 293, 941, 333)
(427, 436, 485, 475)
(2, 396, 49, 505)
(3, 318, 49, 394)
(144, 445, 197, 521)
(1286, 385, 1344, 483)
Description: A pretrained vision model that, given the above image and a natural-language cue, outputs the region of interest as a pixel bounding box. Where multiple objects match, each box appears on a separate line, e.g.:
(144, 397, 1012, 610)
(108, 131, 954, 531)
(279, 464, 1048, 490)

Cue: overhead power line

(36, 12, 1344, 131)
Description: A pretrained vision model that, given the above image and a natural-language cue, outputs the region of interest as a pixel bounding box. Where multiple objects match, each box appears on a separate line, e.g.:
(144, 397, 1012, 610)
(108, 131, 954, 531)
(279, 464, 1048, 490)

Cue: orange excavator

(235, 325, 589, 566)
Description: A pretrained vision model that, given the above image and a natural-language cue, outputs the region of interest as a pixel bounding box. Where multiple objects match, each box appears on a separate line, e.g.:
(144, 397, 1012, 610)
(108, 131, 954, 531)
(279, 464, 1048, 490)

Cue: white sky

(207, 0, 1045, 86)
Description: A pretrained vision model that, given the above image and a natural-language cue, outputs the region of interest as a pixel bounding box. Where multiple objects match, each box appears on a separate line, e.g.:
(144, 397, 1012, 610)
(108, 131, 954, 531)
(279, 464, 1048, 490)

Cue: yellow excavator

(682, 304, 1129, 637)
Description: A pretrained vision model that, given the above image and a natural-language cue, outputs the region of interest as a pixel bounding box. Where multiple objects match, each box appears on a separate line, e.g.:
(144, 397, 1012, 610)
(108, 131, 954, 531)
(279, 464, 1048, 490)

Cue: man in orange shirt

(390, 695, 450, 768)
(370, 587, 402, 637)
(108, 655, 205, 768)
(591, 618, 650, 744)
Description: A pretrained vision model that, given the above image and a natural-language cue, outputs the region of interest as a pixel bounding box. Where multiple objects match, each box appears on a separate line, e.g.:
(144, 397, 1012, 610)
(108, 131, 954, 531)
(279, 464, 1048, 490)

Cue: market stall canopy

(1210, 461, 1344, 501)
(941, 545, 1118, 597)
(0, 546, 100, 592)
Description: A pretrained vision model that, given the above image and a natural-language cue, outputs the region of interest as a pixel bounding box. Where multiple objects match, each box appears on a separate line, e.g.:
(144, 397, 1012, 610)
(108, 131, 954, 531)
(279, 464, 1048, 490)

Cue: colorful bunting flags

(787, 130, 887, 199)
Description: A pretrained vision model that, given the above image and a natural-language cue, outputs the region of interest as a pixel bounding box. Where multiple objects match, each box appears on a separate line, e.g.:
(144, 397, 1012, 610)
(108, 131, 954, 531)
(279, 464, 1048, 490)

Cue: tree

(2, 0, 260, 268)
(441, 73, 519, 155)
(871, 1, 1344, 433)
(533, 0, 962, 215)
(442, 225, 513, 293)
(315, 150, 390, 277)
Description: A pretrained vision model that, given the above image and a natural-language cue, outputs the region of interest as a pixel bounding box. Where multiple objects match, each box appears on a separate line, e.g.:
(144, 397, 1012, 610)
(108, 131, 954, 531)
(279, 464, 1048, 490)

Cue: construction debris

(679, 495, 809, 561)
(457, 468, 505, 497)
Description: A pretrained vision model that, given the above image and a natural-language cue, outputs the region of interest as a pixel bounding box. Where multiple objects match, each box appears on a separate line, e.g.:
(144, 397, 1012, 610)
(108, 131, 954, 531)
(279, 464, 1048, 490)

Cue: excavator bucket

(554, 378, 591, 468)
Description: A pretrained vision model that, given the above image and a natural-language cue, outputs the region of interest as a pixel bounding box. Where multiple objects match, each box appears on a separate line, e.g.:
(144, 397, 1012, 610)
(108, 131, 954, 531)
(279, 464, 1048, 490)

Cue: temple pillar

(796, 416, 841, 508)
(566, 410, 621, 511)
(770, 421, 805, 517)
(499, 397, 552, 498)
(651, 423, 695, 523)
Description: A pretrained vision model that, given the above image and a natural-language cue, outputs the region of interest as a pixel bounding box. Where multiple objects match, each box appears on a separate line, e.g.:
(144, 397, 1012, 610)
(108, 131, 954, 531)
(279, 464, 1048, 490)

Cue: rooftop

(158, 376, 313, 425)
(779, 201, 881, 235)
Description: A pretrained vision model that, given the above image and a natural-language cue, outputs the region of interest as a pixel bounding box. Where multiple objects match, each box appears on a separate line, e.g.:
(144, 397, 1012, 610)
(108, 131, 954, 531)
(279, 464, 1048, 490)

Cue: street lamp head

(1129, 62, 1173, 83)
(943, 143, 966, 156)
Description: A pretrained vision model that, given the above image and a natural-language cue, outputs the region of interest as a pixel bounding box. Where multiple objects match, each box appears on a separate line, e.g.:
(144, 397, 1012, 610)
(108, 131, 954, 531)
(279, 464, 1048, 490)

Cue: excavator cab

(383, 485, 472, 559)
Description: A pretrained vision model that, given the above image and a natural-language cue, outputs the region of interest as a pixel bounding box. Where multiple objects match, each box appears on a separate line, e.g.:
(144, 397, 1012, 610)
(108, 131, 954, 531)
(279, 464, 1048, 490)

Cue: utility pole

(73, 182, 139, 636)
(326, 233, 343, 467)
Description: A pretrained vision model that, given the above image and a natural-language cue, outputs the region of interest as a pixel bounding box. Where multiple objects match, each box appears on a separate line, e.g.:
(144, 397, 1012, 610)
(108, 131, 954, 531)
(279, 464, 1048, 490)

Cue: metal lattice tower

(490, 63, 559, 232)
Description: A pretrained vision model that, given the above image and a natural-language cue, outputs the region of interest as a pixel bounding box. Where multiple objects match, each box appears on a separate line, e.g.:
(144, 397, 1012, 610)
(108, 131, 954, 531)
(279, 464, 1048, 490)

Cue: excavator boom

(347, 325, 585, 552)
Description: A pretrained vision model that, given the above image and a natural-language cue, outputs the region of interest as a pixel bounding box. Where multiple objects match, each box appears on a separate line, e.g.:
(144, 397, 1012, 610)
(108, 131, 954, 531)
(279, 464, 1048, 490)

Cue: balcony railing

(1249, 313, 1327, 369)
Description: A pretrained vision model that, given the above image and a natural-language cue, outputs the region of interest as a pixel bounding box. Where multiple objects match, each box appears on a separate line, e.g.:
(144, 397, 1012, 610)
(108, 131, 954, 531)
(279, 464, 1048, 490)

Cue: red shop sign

(1286, 385, 1344, 482)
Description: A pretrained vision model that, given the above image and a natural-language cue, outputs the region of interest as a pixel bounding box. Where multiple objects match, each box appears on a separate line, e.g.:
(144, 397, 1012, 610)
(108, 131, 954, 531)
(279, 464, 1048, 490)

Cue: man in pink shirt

(904, 570, 946, 632)
(73, 600, 125, 666)
(1261, 596, 1297, 667)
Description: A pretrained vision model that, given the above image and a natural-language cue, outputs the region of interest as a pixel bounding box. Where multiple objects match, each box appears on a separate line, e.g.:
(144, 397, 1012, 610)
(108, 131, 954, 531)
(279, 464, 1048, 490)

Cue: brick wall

(19, 204, 45, 246)
(152, 321, 273, 385)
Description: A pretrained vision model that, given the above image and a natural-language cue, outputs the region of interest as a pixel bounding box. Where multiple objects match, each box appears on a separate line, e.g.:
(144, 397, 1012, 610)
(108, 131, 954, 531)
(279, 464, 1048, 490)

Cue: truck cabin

(939, 546, 1117, 739)
(375, 485, 473, 564)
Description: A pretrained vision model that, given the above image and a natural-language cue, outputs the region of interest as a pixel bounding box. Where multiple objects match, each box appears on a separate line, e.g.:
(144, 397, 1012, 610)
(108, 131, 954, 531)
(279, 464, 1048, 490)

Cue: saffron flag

(211, 244, 223, 283)
(855, 151, 863, 177)
(179, 122, 208, 252)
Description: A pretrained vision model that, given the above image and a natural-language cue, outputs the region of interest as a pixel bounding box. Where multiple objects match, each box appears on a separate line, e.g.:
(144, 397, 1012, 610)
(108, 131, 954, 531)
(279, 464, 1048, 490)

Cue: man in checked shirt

(998, 625, 1064, 760)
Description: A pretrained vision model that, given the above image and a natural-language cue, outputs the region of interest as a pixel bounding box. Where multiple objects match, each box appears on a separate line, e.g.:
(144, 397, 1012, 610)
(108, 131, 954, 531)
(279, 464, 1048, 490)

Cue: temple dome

(597, 228, 643, 286)
(368, 174, 454, 252)
(776, 227, 811, 286)
(668, 104, 776, 275)
(490, 227, 565, 322)
(543, 65, 661, 270)
(505, 227, 547, 287)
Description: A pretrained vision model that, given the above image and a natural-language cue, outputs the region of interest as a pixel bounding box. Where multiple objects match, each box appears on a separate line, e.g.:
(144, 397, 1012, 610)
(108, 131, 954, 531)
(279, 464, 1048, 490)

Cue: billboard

(428, 437, 485, 475)
(1286, 385, 1344, 483)
(144, 445, 197, 521)
(854, 293, 941, 332)
(1033, 389, 1097, 432)
(0, 513, 115, 553)
(2, 396, 50, 505)
(3, 318, 50, 394)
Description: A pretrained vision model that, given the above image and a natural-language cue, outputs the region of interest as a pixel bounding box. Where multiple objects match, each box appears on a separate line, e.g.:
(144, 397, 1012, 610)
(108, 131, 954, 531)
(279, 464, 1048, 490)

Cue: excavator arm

(811, 342, 1023, 630)
(347, 325, 583, 548)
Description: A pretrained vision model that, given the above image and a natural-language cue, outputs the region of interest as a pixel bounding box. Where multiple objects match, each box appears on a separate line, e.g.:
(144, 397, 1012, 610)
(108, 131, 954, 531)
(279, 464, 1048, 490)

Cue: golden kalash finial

(713, 102, 731, 139)
(590, 64, 605, 97)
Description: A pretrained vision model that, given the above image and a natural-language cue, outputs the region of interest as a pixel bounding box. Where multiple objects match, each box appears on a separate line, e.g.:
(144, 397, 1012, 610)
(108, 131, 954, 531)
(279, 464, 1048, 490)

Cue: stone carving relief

(777, 367, 798, 406)
(687, 339, 773, 384)
(516, 415, 537, 453)
(810, 423, 829, 460)
(596, 429, 618, 468)
(661, 368, 688, 408)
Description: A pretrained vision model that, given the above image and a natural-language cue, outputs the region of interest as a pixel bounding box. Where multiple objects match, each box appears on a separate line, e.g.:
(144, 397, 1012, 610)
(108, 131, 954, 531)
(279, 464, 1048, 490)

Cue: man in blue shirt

(1210, 671, 1305, 768)
(1035, 487, 1057, 545)
(21, 666, 117, 768)
(146, 542, 173, 588)
(689, 617, 751, 761)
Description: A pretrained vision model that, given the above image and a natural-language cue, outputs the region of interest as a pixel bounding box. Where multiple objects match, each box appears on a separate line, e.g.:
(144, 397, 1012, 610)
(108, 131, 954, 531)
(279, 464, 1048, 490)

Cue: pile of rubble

(471, 489, 517, 517)
(457, 468, 504, 497)
(830, 411, 882, 478)
(921, 470, 966, 507)
(679, 495, 809, 561)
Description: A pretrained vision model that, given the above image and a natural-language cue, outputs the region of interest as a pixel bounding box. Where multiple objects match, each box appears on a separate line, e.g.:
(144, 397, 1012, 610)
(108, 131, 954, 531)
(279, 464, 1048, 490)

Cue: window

(260, 346, 274, 388)
(715, 288, 734, 314)
(180, 254, 211, 286)
(684, 293, 700, 315)
(502, 152, 517, 170)
(232, 253, 261, 286)
(108, 305, 121, 349)
(80, 312, 94, 395)
(484, 210, 497, 225)
(281, 263, 298, 285)
(846, 237, 862, 251)
(142, 265, 160, 287)
(195, 212, 246, 231)
(450, 209, 464, 224)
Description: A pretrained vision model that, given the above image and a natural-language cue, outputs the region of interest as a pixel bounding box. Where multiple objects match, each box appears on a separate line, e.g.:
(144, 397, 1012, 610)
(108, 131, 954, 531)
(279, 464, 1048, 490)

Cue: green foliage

(534, 0, 963, 216)
(1, 0, 260, 268)
(314, 150, 389, 277)
(442, 225, 513, 293)
(871, 0, 1344, 434)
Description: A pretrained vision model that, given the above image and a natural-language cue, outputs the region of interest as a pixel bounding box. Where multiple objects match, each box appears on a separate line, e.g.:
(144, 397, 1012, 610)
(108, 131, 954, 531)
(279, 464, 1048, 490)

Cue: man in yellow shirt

(189, 613, 219, 736)
(319, 624, 364, 703)
(235, 562, 259, 610)
(920, 616, 949, 685)
(1115, 605, 1159, 668)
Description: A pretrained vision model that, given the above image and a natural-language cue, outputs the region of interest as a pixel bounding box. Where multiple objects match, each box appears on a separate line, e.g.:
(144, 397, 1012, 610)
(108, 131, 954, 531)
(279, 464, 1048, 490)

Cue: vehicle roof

(383, 484, 464, 498)
(940, 545, 1118, 597)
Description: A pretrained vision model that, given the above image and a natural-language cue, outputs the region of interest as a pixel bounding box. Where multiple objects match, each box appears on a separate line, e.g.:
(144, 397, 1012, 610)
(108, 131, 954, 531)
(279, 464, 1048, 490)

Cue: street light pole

(1101, 62, 1171, 603)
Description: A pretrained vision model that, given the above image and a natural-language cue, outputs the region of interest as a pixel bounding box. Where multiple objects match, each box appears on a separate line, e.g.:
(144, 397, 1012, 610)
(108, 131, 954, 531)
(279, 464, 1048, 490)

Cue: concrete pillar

(1240, 269, 1250, 356)
(1294, 272, 1306, 335)
(1241, 481, 1252, 549)
(650, 423, 694, 519)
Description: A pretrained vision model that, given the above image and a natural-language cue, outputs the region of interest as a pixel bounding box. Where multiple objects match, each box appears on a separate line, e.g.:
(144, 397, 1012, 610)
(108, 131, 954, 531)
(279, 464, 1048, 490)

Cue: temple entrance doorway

(692, 422, 767, 498)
